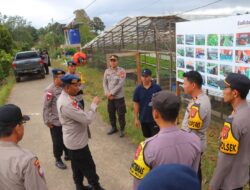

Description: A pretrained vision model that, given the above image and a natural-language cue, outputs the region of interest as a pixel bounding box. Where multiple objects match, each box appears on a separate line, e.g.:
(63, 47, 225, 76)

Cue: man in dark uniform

(130, 91, 201, 190)
(57, 74, 104, 190)
(0, 104, 48, 190)
(133, 68, 162, 138)
(209, 73, 250, 190)
(43, 68, 69, 170)
(103, 55, 126, 137)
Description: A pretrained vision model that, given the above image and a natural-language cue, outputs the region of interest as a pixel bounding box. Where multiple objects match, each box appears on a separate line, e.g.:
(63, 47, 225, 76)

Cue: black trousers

(141, 122, 159, 138)
(50, 126, 68, 160)
(43, 63, 49, 74)
(68, 145, 100, 186)
(107, 97, 126, 130)
(198, 153, 203, 188)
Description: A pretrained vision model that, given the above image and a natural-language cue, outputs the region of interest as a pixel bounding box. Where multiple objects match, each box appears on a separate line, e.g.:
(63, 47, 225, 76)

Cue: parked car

(12, 51, 45, 82)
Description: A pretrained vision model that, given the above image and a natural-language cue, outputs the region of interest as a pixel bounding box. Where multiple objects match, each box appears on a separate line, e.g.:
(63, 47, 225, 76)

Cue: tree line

(0, 9, 105, 82)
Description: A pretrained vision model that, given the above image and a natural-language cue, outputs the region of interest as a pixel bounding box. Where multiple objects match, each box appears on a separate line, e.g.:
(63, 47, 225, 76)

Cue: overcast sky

(0, 0, 250, 29)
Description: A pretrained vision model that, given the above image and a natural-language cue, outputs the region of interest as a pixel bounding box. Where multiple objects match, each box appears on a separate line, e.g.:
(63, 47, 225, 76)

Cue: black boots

(107, 127, 118, 135)
(76, 184, 105, 190)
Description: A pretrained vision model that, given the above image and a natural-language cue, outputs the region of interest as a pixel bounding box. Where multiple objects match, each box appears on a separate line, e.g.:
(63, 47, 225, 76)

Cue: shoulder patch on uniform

(134, 143, 143, 160)
(46, 91, 53, 101)
(72, 100, 80, 110)
(119, 70, 126, 79)
(34, 159, 44, 177)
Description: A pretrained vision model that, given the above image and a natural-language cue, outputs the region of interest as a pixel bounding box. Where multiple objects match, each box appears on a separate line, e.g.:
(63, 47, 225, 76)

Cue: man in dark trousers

(133, 68, 161, 138)
(103, 55, 126, 137)
(57, 74, 104, 190)
(43, 68, 69, 170)
(209, 73, 250, 190)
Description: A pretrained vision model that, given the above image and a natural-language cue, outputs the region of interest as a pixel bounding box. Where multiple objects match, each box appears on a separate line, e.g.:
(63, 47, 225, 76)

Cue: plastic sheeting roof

(83, 15, 186, 51)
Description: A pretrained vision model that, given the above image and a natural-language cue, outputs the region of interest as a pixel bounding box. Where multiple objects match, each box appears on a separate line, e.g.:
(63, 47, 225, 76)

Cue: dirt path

(7, 72, 136, 190)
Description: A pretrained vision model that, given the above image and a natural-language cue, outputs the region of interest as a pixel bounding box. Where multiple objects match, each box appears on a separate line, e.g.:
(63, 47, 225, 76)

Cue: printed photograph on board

(235, 50, 250, 63)
(185, 35, 194, 45)
(220, 34, 234, 46)
(201, 74, 206, 85)
(196, 48, 205, 59)
(177, 58, 185, 68)
(220, 49, 233, 62)
(207, 76, 219, 89)
(185, 47, 194, 58)
(177, 70, 185, 79)
(236, 33, 250, 47)
(235, 66, 250, 78)
(207, 48, 218, 60)
(177, 35, 184, 45)
(220, 65, 233, 77)
(185, 60, 194, 70)
(177, 47, 185, 56)
(196, 61, 205, 73)
(195, 34, 205, 45)
(207, 62, 218, 75)
(207, 34, 218, 46)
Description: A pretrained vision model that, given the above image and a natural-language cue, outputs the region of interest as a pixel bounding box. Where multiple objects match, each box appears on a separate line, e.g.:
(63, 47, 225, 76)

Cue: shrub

(0, 50, 12, 81)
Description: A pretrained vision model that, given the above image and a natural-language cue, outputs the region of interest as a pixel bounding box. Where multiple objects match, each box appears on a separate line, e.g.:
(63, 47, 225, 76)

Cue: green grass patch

(0, 75, 15, 105)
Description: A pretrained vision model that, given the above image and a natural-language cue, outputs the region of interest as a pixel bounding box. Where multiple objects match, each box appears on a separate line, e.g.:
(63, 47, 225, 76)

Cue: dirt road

(7, 73, 136, 190)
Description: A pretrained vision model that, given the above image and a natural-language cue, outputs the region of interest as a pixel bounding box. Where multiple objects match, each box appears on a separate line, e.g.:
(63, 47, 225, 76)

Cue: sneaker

(55, 160, 67, 169)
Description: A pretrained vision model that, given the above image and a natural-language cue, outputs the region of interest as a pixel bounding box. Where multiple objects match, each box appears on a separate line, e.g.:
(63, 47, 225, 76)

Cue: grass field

(0, 75, 15, 105)
(52, 59, 249, 190)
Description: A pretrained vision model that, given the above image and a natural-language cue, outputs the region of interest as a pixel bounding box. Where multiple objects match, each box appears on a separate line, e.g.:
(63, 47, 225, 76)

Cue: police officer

(42, 49, 49, 75)
(67, 61, 85, 110)
(43, 68, 69, 170)
(181, 70, 211, 184)
(57, 74, 104, 190)
(133, 68, 162, 138)
(130, 91, 201, 190)
(0, 104, 48, 190)
(103, 55, 126, 137)
(209, 73, 250, 190)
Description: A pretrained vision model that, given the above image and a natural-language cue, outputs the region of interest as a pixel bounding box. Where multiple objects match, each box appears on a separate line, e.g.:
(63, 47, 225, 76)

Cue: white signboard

(176, 14, 250, 98)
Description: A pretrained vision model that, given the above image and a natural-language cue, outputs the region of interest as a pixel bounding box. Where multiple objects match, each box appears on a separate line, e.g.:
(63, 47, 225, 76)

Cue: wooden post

(156, 52, 160, 85)
(136, 51, 141, 84)
(176, 81, 181, 124)
(170, 53, 173, 91)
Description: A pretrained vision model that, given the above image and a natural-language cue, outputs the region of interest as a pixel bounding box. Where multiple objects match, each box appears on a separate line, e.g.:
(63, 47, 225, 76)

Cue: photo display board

(176, 14, 250, 99)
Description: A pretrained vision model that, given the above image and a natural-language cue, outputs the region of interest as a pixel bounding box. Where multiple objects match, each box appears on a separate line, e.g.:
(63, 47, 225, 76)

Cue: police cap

(109, 55, 118, 61)
(52, 68, 65, 76)
(61, 74, 80, 84)
(0, 104, 30, 127)
(151, 91, 179, 111)
(138, 164, 200, 190)
(142, 69, 152, 77)
(67, 61, 77, 66)
(217, 73, 250, 94)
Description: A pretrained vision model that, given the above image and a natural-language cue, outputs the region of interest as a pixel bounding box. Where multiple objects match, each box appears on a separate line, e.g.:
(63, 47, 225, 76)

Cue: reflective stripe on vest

(220, 117, 239, 155)
(188, 103, 203, 130)
(129, 142, 151, 180)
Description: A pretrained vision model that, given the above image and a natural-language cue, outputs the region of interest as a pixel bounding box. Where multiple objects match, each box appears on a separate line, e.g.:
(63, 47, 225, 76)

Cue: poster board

(176, 14, 250, 99)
